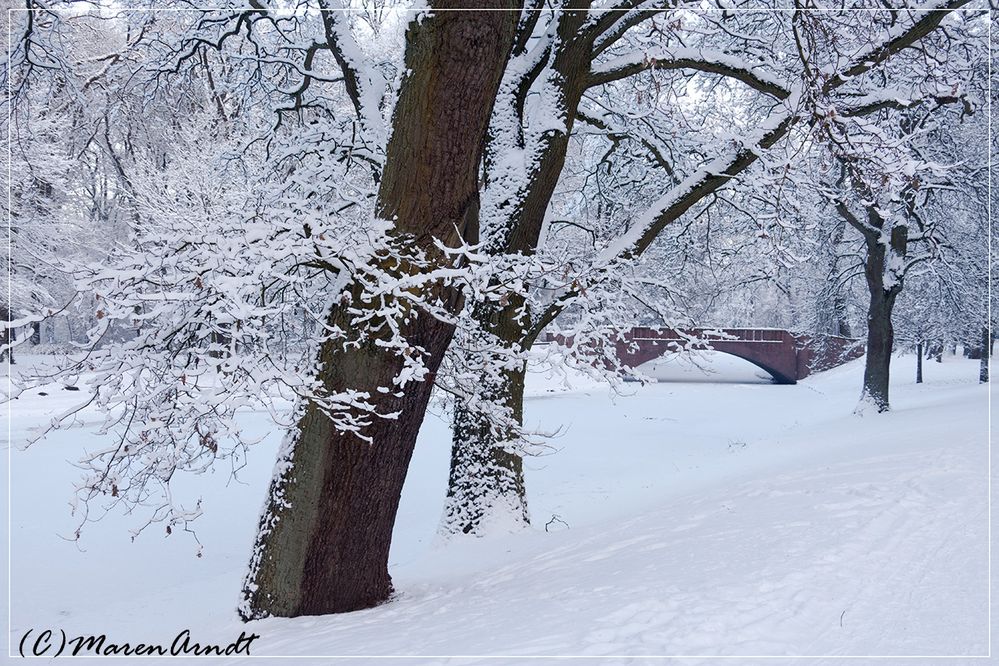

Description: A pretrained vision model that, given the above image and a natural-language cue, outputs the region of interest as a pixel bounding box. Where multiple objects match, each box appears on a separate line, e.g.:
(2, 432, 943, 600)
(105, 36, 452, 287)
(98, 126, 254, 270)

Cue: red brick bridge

(547, 327, 863, 385)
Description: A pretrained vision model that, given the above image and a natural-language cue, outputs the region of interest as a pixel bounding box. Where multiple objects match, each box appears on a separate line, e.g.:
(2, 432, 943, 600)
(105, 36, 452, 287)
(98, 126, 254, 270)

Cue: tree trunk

(239, 3, 518, 619)
(209, 328, 230, 359)
(845, 202, 906, 414)
(440, 278, 538, 537)
(857, 217, 903, 413)
(916, 341, 923, 384)
(1, 306, 14, 365)
(980, 325, 989, 383)
(862, 288, 896, 412)
(438, 9, 595, 538)
(834, 295, 852, 338)
(441, 356, 529, 536)
(823, 220, 852, 338)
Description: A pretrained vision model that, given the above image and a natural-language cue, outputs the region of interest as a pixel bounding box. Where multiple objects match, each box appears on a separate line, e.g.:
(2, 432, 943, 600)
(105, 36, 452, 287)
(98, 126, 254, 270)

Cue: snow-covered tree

(441, 1, 984, 535)
(6, 0, 986, 620)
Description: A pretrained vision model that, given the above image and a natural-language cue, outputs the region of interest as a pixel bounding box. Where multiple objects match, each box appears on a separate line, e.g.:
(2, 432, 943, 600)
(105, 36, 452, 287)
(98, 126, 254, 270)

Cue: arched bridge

(546, 327, 863, 385)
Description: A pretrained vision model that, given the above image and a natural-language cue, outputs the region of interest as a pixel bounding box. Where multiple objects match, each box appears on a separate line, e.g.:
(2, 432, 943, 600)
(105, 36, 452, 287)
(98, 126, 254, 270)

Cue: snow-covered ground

(1, 351, 992, 663)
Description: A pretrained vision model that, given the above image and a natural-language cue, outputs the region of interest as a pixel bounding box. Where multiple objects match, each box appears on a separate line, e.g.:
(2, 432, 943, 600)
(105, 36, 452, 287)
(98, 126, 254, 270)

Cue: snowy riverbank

(2, 352, 991, 662)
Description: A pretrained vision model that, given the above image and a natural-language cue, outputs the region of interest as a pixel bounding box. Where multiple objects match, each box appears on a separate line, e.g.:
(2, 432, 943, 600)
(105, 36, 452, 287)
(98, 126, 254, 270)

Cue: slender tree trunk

(916, 342, 923, 384)
(823, 220, 852, 338)
(240, 4, 518, 619)
(980, 325, 989, 383)
(1, 307, 14, 365)
(834, 296, 852, 338)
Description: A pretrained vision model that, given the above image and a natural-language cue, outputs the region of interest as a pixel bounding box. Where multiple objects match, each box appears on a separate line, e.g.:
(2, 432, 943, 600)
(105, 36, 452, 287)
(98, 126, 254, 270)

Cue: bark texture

(442, 294, 533, 535)
(862, 283, 897, 412)
(240, 3, 519, 619)
(442, 358, 528, 535)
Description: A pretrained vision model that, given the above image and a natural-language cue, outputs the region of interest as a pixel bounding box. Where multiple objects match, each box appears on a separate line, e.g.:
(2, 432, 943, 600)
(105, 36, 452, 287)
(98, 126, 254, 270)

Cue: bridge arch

(635, 349, 792, 384)
(606, 327, 862, 384)
(619, 329, 799, 384)
(542, 328, 862, 383)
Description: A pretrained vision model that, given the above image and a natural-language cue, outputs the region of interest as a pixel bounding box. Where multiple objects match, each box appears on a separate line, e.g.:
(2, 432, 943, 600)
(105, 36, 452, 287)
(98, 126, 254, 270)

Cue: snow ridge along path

(2, 352, 991, 662)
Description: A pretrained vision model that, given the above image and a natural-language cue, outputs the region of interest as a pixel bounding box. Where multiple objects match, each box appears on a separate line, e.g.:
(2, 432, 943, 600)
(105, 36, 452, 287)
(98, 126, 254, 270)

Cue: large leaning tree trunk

(240, 3, 519, 619)
(837, 202, 906, 413)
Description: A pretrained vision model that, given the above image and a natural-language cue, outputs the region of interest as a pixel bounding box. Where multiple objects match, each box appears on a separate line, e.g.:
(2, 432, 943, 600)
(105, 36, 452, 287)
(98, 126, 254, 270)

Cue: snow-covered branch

(588, 47, 791, 99)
